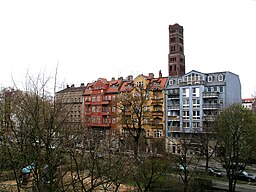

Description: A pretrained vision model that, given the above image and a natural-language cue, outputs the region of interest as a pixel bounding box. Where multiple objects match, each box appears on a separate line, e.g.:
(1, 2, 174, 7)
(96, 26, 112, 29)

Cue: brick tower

(168, 23, 185, 76)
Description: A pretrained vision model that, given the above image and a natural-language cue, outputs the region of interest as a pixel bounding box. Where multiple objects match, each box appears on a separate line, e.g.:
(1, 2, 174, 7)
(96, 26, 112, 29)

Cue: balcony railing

(202, 103, 219, 109)
(152, 124, 164, 129)
(102, 111, 110, 116)
(203, 115, 216, 121)
(168, 116, 180, 121)
(179, 80, 204, 86)
(168, 126, 181, 132)
(168, 104, 180, 110)
(152, 111, 163, 116)
(203, 92, 219, 98)
(151, 98, 163, 104)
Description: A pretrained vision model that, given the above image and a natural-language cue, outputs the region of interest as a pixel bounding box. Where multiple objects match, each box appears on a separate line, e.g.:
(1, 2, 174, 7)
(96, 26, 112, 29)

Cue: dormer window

(207, 75, 213, 82)
(218, 74, 224, 81)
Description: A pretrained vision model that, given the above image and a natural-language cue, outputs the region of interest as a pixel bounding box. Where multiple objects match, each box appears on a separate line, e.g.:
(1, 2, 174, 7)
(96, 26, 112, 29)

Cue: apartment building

(242, 98, 255, 110)
(117, 72, 167, 152)
(165, 70, 241, 154)
(83, 77, 123, 136)
(55, 84, 87, 136)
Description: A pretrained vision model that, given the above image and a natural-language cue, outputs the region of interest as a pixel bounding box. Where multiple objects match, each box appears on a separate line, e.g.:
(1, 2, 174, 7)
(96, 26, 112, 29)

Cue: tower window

(170, 37, 176, 42)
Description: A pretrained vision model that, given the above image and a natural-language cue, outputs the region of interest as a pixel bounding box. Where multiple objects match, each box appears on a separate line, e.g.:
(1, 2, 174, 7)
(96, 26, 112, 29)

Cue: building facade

(242, 98, 255, 110)
(55, 84, 87, 136)
(83, 77, 123, 135)
(165, 70, 241, 154)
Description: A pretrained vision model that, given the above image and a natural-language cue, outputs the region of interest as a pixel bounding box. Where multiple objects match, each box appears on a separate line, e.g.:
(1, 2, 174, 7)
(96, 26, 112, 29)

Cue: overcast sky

(0, 0, 256, 98)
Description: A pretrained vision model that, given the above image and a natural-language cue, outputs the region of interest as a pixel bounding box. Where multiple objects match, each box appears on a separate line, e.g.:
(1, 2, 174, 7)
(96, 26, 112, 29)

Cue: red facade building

(83, 77, 123, 134)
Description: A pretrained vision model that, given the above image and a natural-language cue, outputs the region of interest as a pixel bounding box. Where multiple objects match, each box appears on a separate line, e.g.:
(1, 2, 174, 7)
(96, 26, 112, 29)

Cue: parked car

(237, 171, 256, 182)
(208, 168, 223, 177)
(171, 164, 188, 172)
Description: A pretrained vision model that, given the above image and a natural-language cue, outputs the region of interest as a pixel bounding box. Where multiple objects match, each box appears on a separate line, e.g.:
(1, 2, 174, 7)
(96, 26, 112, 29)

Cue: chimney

(159, 70, 162, 78)
(127, 75, 133, 81)
(149, 73, 154, 78)
(118, 77, 123, 80)
(71, 84, 75, 88)
(111, 77, 115, 81)
(66, 85, 70, 88)
(80, 83, 85, 87)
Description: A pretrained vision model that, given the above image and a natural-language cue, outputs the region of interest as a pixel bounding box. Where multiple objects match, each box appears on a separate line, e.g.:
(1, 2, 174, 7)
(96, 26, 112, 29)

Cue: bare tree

(214, 103, 256, 192)
(0, 72, 71, 192)
(171, 131, 203, 192)
(116, 86, 151, 158)
(66, 127, 132, 192)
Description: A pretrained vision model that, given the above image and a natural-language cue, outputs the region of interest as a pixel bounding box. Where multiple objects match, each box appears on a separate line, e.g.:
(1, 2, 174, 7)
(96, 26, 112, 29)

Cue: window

(154, 106, 160, 111)
(146, 130, 150, 138)
(170, 46, 175, 52)
(92, 96, 96, 102)
(144, 106, 150, 112)
(136, 81, 144, 87)
(219, 86, 224, 93)
(192, 87, 199, 97)
(182, 122, 190, 128)
(154, 130, 162, 138)
(146, 92, 150, 99)
(192, 122, 200, 128)
(103, 106, 108, 112)
(112, 106, 116, 112)
(193, 110, 200, 120)
(169, 80, 174, 85)
(182, 88, 189, 97)
(97, 117, 100, 124)
(97, 106, 101, 112)
(144, 118, 150, 124)
(97, 95, 101, 102)
(218, 74, 224, 81)
(92, 106, 96, 112)
(103, 117, 108, 123)
(207, 75, 213, 82)
(193, 99, 200, 108)
(183, 111, 190, 120)
(183, 99, 189, 109)
(154, 92, 158, 99)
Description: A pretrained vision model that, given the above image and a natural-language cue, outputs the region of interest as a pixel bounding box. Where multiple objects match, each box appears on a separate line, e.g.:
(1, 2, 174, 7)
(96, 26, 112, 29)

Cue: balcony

(151, 98, 163, 105)
(203, 92, 219, 98)
(203, 115, 216, 121)
(168, 116, 180, 121)
(168, 104, 180, 110)
(90, 123, 111, 127)
(152, 124, 164, 129)
(102, 111, 110, 116)
(179, 80, 204, 86)
(102, 99, 111, 104)
(168, 126, 181, 132)
(168, 94, 180, 99)
(203, 103, 219, 109)
(152, 111, 163, 116)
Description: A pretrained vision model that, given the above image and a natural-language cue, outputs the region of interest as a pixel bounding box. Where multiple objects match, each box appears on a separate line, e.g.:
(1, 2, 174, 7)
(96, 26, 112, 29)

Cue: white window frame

(218, 74, 224, 81)
(207, 75, 213, 82)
